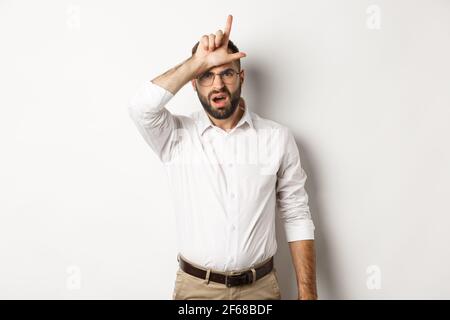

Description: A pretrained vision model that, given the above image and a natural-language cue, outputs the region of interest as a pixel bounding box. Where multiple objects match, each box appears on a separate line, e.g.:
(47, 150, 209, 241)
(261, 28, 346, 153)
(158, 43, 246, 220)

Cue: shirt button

(228, 163, 233, 167)
(231, 225, 236, 231)
(231, 193, 236, 199)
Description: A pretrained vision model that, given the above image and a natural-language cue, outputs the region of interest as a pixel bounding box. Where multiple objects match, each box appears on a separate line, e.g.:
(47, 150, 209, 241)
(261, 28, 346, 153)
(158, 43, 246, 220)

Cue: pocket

(172, 269, 186, 300)
(270, 268, 282, 299)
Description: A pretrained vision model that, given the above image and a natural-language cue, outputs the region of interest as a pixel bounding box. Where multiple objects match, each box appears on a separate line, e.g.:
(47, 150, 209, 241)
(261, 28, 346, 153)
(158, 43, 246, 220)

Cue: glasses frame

(196, 68, 243, 87)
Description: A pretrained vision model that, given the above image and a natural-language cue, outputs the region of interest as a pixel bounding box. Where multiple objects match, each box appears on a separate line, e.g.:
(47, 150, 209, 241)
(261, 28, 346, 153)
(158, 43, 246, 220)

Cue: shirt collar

(197, 98, 255, 136)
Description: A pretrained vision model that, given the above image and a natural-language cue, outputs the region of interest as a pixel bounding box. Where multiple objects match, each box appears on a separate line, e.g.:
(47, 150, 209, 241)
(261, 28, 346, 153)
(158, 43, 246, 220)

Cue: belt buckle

(225, 272, 250, 288)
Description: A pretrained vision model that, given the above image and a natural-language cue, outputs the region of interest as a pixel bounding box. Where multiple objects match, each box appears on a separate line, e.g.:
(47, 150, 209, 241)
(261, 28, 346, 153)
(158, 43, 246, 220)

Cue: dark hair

(191, 39, 241, 70)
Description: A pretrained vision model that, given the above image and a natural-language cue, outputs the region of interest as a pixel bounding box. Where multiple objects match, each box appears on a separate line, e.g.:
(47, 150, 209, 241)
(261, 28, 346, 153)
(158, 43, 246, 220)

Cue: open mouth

(211, 94, 228, 107)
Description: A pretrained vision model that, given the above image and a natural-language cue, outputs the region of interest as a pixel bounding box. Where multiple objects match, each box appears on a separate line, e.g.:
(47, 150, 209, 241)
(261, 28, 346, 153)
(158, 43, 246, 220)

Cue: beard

(196, 84, 242, 120)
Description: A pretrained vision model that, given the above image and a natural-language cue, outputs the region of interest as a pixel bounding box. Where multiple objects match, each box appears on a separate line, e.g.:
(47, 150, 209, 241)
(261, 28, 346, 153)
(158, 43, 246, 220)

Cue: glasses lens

(222, 70, 237, 84)
(198, 72, 214, 86)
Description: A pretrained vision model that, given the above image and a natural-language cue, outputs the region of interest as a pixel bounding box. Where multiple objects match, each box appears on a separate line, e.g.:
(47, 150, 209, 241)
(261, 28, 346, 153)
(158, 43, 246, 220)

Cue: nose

(211, 73, 225, 90)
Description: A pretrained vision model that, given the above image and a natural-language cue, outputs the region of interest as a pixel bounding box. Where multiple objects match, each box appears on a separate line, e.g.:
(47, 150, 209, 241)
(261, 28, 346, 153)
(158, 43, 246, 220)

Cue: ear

(191, 79, 197, 91)
(239, 69, 245, 85)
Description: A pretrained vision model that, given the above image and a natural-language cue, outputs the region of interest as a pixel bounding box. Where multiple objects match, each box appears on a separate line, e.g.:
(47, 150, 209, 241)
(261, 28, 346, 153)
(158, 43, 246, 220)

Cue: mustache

(208, 89, 230, 100)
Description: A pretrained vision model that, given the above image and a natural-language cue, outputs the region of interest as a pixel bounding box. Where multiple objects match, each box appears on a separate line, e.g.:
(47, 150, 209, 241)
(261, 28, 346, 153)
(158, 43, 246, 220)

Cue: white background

(1, 0, 449, 299)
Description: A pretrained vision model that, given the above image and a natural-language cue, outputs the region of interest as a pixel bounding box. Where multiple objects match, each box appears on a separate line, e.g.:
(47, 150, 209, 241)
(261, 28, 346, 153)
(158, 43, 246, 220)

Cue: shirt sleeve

(276, 129, 315, 242)
(128, 80, 181, 163)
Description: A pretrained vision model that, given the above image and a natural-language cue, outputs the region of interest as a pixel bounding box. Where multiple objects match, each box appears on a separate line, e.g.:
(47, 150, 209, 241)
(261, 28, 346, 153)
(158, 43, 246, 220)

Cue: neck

(208, 97, 246, 132)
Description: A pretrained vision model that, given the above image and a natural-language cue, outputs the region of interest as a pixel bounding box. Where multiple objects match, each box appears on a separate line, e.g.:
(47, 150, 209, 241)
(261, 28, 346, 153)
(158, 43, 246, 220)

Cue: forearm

(289, 239, 318, 300)
(151, 56, 206, 95)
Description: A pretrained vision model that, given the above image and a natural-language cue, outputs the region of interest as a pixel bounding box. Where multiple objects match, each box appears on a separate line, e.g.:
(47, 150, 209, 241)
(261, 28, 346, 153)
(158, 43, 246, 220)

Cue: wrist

(298, 285, 317, 300)
(187, 55, 209, 78)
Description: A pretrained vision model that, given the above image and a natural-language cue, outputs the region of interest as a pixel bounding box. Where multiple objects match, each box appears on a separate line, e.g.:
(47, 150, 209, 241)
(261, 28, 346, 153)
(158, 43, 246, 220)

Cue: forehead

(208, 62, 236, 73)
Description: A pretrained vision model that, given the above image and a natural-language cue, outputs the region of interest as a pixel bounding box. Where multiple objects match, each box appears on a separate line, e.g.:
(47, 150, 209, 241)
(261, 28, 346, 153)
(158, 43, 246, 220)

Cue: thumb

(227, 52, 247, 62)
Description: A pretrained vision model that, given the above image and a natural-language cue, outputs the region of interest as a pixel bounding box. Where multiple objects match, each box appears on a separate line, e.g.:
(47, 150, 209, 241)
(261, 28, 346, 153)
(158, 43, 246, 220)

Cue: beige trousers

(172, 257, 282, 300)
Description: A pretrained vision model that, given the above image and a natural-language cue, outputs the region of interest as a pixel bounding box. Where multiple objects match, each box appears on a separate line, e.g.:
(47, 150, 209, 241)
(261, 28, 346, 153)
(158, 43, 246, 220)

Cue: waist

(176, 237, 278, 272)
(177, 253, 275, 274)
(177, 253, 275, 287)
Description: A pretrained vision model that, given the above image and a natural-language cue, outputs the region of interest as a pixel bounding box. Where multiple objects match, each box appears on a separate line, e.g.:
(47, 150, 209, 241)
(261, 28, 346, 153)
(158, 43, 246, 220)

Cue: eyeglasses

(196, 68, 242, 87)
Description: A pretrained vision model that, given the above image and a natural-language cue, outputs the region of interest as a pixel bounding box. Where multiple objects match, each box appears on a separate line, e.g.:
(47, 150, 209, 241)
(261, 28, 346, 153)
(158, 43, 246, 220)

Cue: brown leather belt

(178, 255, 274, 287)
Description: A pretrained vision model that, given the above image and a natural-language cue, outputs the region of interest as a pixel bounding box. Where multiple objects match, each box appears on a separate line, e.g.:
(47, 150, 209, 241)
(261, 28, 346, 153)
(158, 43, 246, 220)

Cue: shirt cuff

(284, 219, 315, 242)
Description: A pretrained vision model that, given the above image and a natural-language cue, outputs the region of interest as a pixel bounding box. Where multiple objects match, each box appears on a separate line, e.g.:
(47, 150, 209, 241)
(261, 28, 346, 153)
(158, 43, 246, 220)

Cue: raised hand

(193, 15, 247, 74)
(150, 15, 247, 94)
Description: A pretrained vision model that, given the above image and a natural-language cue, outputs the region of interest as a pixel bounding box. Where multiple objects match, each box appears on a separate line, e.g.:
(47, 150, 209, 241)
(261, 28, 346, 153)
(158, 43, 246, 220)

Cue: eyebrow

(221, 68, 235, 73)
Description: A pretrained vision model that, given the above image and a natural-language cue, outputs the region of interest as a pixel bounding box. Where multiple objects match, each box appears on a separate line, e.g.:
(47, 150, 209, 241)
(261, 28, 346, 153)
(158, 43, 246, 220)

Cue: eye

(200, 72, 213, 80)
(223, 69, 235, 77)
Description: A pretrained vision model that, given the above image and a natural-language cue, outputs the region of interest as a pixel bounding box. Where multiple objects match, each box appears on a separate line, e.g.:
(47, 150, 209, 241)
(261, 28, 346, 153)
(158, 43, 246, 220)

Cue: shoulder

(250, 111, 291, 139)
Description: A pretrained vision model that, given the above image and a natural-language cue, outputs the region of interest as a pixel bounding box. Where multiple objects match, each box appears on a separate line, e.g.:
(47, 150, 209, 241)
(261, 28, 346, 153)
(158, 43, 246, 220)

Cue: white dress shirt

(128, 81, 315, 272)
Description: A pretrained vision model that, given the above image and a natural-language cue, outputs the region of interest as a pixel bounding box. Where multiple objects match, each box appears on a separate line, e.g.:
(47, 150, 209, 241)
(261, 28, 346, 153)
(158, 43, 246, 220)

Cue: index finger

(223, 14, 233, 40)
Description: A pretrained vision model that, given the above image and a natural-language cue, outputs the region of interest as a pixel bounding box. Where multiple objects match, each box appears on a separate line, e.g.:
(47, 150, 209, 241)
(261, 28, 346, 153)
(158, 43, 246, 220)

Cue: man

(128, 15, 318, 300)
